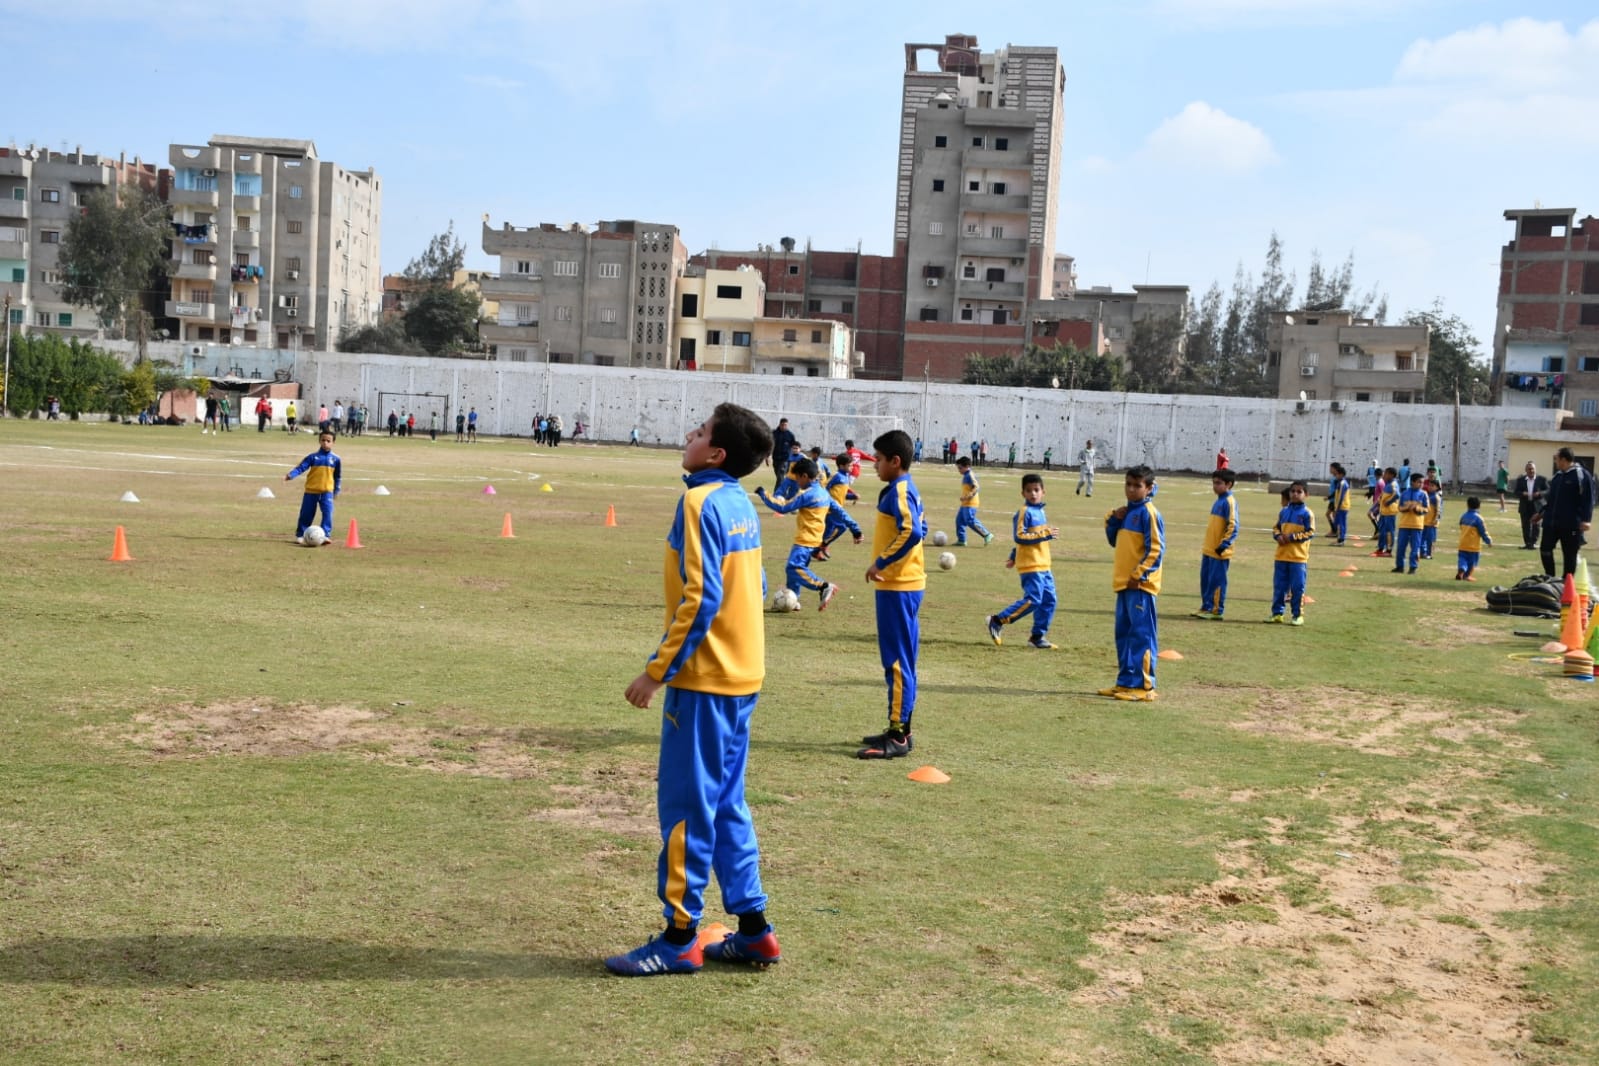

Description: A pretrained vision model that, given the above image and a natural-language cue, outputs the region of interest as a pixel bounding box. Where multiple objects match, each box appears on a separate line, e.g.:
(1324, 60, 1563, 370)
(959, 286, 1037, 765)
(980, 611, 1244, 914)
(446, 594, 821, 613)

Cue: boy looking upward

(1268, 481, 1315, 624)
(755, 460, 840, 611)
(1194, 468, 1238, 620)
(987, 473, 1060, 649)
(953, 456, 995, 546)
(857, 430, 926, 760)
(608, 403, 781, 976)
(1100, 466, 1164, 701)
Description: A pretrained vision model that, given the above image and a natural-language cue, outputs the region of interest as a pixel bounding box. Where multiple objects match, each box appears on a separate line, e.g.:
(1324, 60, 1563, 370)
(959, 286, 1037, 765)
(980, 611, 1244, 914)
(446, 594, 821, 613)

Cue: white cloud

(1141, 102, 1278, 174)
(1396, 17, 1599, 92)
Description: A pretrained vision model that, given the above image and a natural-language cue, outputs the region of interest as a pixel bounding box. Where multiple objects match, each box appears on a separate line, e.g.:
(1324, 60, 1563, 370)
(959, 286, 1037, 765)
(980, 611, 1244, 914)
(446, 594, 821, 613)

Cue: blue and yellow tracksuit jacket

(1105, 499, 1163, 594)
(1202, 492, 1239, 560)
(1328, 477, 1350, 515)
(873, 475, 926, 590)
(1397, 487, 1429, 530)
(1458, 511, 1491, 551)
(1273, 502, 1315, 563)
(1011, 503, 1054, 571)
(759, 483, 828, 547)
(287, 449, 341, 495)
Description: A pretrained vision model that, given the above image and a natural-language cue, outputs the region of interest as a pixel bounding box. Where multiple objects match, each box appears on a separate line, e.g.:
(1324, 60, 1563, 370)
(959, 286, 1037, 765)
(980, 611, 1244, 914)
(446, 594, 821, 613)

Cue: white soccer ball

(931, 530, 949, 546)
(938, 551, 957, 571)
(303, 525, 328, 546)
(770, 588, 801, 613)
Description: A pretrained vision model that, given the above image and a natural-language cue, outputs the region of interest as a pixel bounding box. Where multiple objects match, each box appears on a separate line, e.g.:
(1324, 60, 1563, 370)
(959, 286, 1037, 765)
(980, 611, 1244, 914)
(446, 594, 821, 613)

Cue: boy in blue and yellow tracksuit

(1374, 468, 1400, 555)
(1422, 478, 1443, 559)
(755, 459, 839, 610)
(816, 454, 863, 560)
(953, 456, 994, 546)
(608, 403, 782, 977)
(1269, 482, 1315, 623)
(1393, 473, 1428, 573)
(1456, 496, 1492, 581)
(1101, 465, 1164, 701)
(987, 473, 1060, 649)
(1326, 462, 1350, 545)
(857, 430, 926, 759)
(1195, 468, 1238, 619)
(283, 430, 341, 543)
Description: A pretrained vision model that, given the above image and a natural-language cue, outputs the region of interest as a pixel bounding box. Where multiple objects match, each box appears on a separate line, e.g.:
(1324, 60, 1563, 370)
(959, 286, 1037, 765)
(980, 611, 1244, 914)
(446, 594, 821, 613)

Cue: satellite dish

(1051, 376, 1060, 389)
(1299, 390, 1307, 402)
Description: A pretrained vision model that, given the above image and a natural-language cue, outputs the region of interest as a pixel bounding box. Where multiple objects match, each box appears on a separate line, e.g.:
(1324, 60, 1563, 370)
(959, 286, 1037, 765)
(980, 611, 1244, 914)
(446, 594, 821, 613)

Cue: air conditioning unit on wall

(286, 308, 298, 318)
(925, 277, 940, 287)
(201, 168, 217, 177)
(1300, 366, 1317, 377)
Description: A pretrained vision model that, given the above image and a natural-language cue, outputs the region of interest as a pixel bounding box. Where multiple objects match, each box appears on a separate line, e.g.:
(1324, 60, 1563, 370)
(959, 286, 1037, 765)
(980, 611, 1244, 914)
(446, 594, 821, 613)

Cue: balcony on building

(956, 277, 1025, 301)
(962, 107, 1037, 129)
(230, 264, 264, 284)
(166, 299, 218, 320)
(479, 273, 544, 300)
(751, 337, 837, 364)
(233, 228, 259, 249)
(0, 196, 28, 222)
(0, 223, 27, 259)
(481, 321, 541, 346)
(175, 260, 218, 282)
(172, 220, 215, 246)
(959, 191, 1031, 213)
(965, 147, 1033, 169)
(1332, 368, 1427, 391)
(958, 236, 1028, 257)
(0, 152, 28, 178)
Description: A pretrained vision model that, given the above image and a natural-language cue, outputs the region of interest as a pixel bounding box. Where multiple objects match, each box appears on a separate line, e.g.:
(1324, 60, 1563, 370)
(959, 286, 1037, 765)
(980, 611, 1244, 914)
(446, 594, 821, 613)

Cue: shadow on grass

(0, 934, 594, 984)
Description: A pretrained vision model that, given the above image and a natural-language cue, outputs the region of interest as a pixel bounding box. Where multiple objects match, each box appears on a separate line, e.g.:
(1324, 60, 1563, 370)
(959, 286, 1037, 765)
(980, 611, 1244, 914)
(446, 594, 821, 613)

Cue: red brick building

(1493, 209, 1599, 412)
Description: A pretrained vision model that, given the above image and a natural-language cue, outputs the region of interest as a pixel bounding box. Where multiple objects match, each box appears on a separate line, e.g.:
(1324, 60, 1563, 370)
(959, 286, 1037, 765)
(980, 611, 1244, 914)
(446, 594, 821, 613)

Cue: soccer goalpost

(749, 409, 904, 455)
(375, 390, 453, 432)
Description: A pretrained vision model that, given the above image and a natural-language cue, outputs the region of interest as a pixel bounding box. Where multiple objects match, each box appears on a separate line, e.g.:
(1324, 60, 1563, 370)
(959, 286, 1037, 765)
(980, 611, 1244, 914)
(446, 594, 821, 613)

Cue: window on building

(1582, 399, 1599, 418)
(1396, 352, 1414, 371)
(924, 264, 945, 279)
(716, 284, 742, 299)
(962, 263, 976, 278)
(1582, 305, 1599, 327)
(995, 137, 1009, 150)
(555, 305, 573, 321)
(599, 307, 618, 323)
(965, 223, 980, 235)
(992, 182, 1007, 195)
(985, 267, 1005, 282)
(732, 331, 751, 346)
(1358, 352, 1374, 370)
(811, 330, 822, 342)
(10, 187, 23, 201)
(968, 180, 980, 192)
(788, 264, 800, 274)
(57, 312, 72, 327)
(1544, 356, 1565, 372)
(286, 256, 302, 272)
(194, 249, 214, 265)
(933, 135, 947, 148)
(289, 185, 303, 199)
(41, 269, 61, 285)
(40, 188, 60, 203)
(35, 312, 50, 326)
(287, 220, 303, 234)
(781, 366, 795, 376)
(993, 309, 1007, 325)
(841, 300, 853, 313)
(594, 356, 615, 367)
(932, 179, 944, 192)
(506, 348, 528, 362)
(1268, 351, 1280, 367)
(782, 329, 797, 342)
(1302, 350, 1318, 367)
(971, 136, 985, 148)
(990, 225, 1004, 239)
(237, 215, 251, 230)
(920, 307, 939, 322)
(680, 338, 696, 362)
(960, 306, 974, 321)
(929, 222, 943, 236)
(554, 261, 578, 276)
(807, 366, 820, 377)
(1583, 357, 1599, 373)
(7, 307, 21, 325)
(679, 293, 697, 318)
(514, 303, 536, 324)
(598, 262, 621, 279)
(1355, 392, 1371, 402)
(10, 267, 22, 283)
(808, 299, 821, 312)
(283, 295, 300, 308)
(515, 259, 531, 274)
(707, 329, 723, 345)
(40, 229, 60, 244)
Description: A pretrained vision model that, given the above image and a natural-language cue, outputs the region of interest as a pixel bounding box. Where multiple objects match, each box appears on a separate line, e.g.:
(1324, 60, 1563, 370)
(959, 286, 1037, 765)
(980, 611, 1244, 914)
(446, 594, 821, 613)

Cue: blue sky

(6, 0, 1597, 357)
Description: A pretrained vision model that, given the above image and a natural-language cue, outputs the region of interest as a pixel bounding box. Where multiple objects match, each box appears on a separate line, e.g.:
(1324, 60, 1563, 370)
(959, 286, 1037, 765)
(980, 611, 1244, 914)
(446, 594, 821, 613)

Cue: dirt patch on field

(122, 700, 545, 778)
(1231, 691, 1535, 761)
(535, 761, 658, 837)
(1076, 783, 1557, 1064)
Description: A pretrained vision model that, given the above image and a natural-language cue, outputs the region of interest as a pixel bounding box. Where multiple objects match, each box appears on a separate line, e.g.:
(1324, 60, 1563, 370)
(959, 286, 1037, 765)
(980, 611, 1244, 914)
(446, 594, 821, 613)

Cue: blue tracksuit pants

(655, 688, 766, 931)
(875, 589, 922, 732)
(784, 544, 827, 595)
(996, 571, 1057, 638)
(296, 492, 335, 539)
(1395, 527, 1422, 569)
(1330, 509, 1347, 543)
(1272, 560, 1307, 618)
(1114, 588, 1158, 691)
(954, 507, 989, 544)
(1199, 555, 1230, 615)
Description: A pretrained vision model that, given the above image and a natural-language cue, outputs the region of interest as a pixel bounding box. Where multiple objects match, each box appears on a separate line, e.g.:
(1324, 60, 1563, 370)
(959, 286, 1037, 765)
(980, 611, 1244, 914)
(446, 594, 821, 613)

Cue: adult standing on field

(770, 417, 796, 490)
(1495, 460, 1509, 512)
(1539, 448, 1595, 577)
(1516, 461, 1548, 550)
(1076, 439, 1098, 496)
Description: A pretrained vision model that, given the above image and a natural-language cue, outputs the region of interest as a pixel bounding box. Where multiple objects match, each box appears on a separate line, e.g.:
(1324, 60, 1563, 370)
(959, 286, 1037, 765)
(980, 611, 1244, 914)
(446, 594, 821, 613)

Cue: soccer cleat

(819, 583, 839, 611)
(1264, 615, 1283, 624)
(813, 547, 830, 562)
(703, 926, 782, 968)
(856, 733, 912, 759)
(982, 532, 994, 546)
(1028, 635, 1056, 649)
(604, 934, 703, 976)
(1097, 686, 1126, 697)
(1190, 610, 1216, 620)
(1288, 615, 1304, 626)
(1391, 567, 1405, 573)
(1408, 568, 1418, 574)
(1113, 688, 1157, 702)
(859, 729, 914, 750)
(1370, 550, 1391, 557)
(295, 536, 306, 545)
(986, 615, 1004, 645)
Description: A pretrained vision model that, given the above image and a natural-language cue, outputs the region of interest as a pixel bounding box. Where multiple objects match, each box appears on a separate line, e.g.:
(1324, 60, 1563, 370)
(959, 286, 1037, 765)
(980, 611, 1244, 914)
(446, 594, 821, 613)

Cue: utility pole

(2, 291, 11, 418)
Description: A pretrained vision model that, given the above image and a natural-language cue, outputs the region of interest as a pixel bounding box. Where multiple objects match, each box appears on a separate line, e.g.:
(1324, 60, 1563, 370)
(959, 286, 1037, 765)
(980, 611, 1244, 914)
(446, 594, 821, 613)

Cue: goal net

(751, 410, 904, 456)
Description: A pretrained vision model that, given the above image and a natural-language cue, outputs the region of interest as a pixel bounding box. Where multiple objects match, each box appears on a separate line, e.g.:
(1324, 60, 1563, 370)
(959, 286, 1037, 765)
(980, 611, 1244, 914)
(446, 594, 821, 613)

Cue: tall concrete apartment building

(1265, 310, 1429, 403)
(479, 219, 685, 366)
(166, 136, 381, 352)
(896, 34, 1065, 380)
(1493, 208, 1599, 415)
(1, 145, 169, 339)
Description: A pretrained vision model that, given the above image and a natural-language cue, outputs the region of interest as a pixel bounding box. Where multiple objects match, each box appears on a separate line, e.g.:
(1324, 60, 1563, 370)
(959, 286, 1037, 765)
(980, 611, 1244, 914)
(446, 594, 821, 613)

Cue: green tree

(403, 287, 482, 355)
(403, 223, 466, 286)
(57, 186, 171, 350)
(1176, 284, 1225, 394)
(122, 358, 157, 416)
(338, 319, 423, 355)
(4, 334, 127, 416)
(962, 343, 1123, 391)
(1124, 313, 1186, 393)
(1409, 302, 1491, 404)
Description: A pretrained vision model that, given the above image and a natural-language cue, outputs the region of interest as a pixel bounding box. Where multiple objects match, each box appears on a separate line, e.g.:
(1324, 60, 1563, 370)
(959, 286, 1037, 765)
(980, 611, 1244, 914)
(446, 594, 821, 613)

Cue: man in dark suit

(1540, 448, 1596, 577)
(1515, 461, 1548, 549)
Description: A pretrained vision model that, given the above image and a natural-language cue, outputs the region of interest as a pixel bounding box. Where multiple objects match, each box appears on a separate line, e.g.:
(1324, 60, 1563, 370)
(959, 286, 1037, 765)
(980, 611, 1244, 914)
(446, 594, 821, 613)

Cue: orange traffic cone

(108, 525, 133, 562)
(344, 519, 364, 549)
(1557, 590, 1585, 655)
(500, 513, 515, 538)
(604, 504, 617, 527)
(907, 765, 951, 784)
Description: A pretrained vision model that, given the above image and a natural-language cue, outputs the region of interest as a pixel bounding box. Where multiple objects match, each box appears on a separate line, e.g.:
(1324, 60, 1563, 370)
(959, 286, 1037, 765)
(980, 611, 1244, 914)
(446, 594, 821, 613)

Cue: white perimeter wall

(292, 351, 1559, 483)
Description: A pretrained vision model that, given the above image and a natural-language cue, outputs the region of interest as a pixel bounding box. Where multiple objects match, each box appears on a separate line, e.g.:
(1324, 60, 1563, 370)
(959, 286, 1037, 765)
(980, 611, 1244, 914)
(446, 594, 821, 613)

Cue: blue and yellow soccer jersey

(287, 449, 341, 495)
(872, 474, 926, 591)
(1458, 511, 1492, 551)
(826, 470, 852, 507)
(1379, 484, 1400, 517)
(759, 482, 829, 548)
(645, 470, 764, 696)
(960, 469, 980, 508)
(1011, 503, 1054, 573)
(1425, 489, 1442, 528)
(1397, 487, 1429, 530)
(1202, 492, 1239, 560)
(1273, 502, 1315, 563)
(1329, 477, 1350, 514)
(1105, 499, 1163, 594)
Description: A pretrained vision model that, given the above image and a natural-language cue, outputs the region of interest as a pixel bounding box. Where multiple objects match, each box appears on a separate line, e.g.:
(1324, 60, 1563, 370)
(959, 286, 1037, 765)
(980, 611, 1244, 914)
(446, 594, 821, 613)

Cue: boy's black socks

(662, 926, 697, 946)
(737, 911, 768, 937)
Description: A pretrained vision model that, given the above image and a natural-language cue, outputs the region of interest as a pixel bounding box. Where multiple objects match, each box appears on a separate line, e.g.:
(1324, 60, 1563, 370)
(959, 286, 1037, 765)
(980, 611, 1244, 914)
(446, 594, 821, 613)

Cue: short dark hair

(1557, 446, 1576, 462)
(1289, 480, 1308, 493)
(1410, 472, 1424, 483)
(835, 452, 852, 468)
(1126, 464, 1154, 487)
(873, 429, 914, 467)
(956, 456, 972, 468)
(709, 403, 774, 479)
(1384, 467, 1397, 479)
(808, 446, 822, 456)
(1021, 473, 1044, 490)
(1213, 468, 1236, 485)
(1466, 496, 1482, 509)
(1329, 462, 1345, 476)
(788, 458, 818, 479)
(843, 439, 854, 448)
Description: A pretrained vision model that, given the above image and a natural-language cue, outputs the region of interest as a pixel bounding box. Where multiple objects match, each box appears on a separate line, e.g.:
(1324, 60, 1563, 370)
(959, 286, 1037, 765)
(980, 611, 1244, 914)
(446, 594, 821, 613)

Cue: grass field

(1, 418, 1595, 1065)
